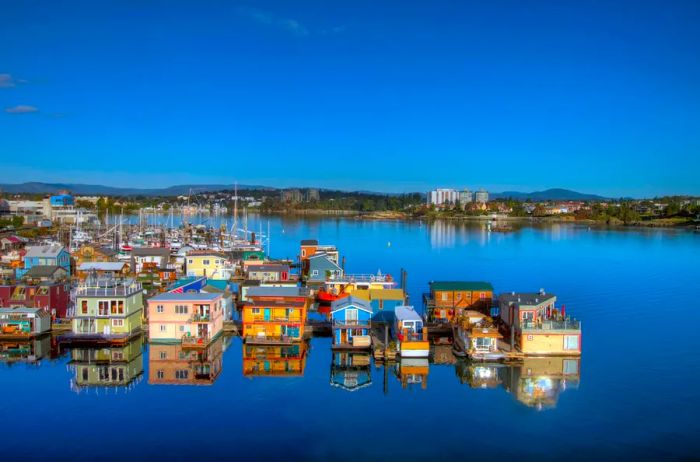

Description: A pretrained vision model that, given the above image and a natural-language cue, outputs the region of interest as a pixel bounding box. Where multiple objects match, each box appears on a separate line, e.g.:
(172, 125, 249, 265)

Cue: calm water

(3, 218, 700, 461)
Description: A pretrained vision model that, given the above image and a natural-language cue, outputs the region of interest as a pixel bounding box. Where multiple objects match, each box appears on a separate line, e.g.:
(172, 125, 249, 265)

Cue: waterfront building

(0, 235, 27, 252)
(71, 277, 144, 342)
(0, 281, 71, 318)
(427, 188, 459, 207)
(22, 265, 69, 283)
(148, 292, 224, 346)
(498, 291, 581, 355)
(0, 307, 51, 337)
(281, 189, 304, 203)
(74, 244, 119, 265)
(306, 188, 320, 201)
(243, 342, 308, 377)
(241, 288, 310, 344)
(148, 336, 224, 385)
(393, 306, 429, 358)
(130, 247, 170, 274)
(69, 336, 144, 393)
(424, 281, 494, 323)
(184, 251, 232, 279)
(330, 296, 372, 349)
(474, 189, 489, 203)
(299, 240, 339, 266)
(17, 244, 71, 278)
(330, 351, 372, 391)
(459, 189, 473, 205)
(247, 263, 292, 283)
(306, 254, 344, 283)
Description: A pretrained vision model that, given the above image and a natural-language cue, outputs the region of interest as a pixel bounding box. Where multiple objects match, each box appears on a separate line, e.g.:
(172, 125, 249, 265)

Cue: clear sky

(1, 0, 699, 197)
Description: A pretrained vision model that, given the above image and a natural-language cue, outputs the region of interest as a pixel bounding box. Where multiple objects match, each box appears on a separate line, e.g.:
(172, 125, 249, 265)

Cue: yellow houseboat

(393, 306, 429, 358)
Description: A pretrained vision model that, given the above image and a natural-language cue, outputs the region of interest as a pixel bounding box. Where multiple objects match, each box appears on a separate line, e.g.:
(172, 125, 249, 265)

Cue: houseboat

(395, 357, 429, 390)
(0, 307, 51, 338)
(500, 356, 581, 410)
(147, 292, 225, 348)
(452, 310, 504, 361)
(316, 271, 397, 303)
(330, 296, 372, 350)
(423, 281, 494, 323)
(499, 291, 582, 356)
(241, 287, 310, 344)
(393, 305, 429, 358)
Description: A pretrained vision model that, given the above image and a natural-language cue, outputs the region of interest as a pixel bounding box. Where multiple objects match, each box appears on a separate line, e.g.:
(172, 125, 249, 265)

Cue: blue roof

(331, 296, 372, 313)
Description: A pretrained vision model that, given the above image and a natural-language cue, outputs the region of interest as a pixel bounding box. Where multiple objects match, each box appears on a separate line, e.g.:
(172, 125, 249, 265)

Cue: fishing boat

(393, 306, 429, 358)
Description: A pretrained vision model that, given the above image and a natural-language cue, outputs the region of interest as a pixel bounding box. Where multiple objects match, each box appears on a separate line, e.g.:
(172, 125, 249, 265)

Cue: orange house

(426, 281, 494, 322)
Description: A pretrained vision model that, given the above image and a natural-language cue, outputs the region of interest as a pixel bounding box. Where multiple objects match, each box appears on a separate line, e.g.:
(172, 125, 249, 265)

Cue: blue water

(2, 218, 699, 461)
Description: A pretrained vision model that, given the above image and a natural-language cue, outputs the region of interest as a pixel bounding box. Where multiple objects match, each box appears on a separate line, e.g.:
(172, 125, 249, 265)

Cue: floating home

(148, 336, 224, 385)
(424, 281, 494, 323)
(69, 277, 144, 343)
(243, 342, 308, 377)
(352, 288, 406, 322)
(0, 307, 51, 338)
(453, 310, 504, 361)
(393, 305, 429, 358)
(147, 292, 224, 347)
(499, 291, 582, 356)
(0, 281, 71, 318)
(330, 296, 372, 349)
(241, 287, 310, 344)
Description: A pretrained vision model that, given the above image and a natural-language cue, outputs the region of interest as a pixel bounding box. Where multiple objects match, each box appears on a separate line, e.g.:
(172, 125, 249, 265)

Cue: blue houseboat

(330, 296, 372, 349)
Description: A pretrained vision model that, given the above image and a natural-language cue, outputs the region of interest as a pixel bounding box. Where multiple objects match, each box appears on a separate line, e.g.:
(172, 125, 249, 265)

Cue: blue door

(264, 309, 271, 321)
(287, 326, 300, 338)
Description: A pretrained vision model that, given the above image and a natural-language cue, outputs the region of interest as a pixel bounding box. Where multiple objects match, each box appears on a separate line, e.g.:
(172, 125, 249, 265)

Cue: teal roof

(169, 277, 202, 290)
(206, 279, 230, 291)
(430, 281, 494, 292)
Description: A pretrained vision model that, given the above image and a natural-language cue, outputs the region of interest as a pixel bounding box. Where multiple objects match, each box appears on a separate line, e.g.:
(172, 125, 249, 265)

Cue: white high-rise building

(427, 188, 459, 206)
(474, 189, 489, 203)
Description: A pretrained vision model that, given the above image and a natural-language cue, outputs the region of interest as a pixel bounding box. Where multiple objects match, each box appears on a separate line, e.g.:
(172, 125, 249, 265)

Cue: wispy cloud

(5, 105, 39, 114)
(238, 7, 309, 36)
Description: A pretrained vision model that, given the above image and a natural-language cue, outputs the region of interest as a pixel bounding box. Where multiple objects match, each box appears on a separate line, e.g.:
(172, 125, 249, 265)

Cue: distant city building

(306, 188, 320, 201)
(459, 189, 473, 205)
(281, 189, 303, 203)
(428, 188, 459, 206)
(474, 189, 489, 203)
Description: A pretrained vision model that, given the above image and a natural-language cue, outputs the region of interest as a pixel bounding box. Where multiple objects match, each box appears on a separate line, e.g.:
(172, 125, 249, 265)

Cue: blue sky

(1, 0, 699, 197)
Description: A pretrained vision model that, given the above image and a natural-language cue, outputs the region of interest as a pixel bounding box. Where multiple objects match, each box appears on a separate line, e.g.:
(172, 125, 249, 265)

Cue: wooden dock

(370, 327, 397, 361)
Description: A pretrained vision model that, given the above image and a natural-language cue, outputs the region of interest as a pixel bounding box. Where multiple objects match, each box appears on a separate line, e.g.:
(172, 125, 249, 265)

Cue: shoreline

(261, 210, 698, 230)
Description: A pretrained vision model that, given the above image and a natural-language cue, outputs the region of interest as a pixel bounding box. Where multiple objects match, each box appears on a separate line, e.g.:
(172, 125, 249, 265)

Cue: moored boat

(393, 305, 429, 358)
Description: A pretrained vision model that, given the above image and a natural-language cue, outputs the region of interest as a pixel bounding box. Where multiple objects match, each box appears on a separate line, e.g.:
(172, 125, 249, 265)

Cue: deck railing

(521, 319, 581, 331)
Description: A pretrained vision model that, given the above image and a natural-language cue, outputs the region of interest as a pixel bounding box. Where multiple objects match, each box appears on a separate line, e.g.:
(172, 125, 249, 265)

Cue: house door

(103, 324, 111, 335)
(264, 309, 271, 321)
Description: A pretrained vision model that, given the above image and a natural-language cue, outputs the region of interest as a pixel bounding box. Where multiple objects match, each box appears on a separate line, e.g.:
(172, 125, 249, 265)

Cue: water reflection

(500, 357, 581, 410)
(395, 357, 429, 390)
(69, 336, 144, 393)
(148, 336, 226, 385)
(0, 335, 58, 365)
(243, 341, 308, 377)
(330, 351, 372, 391)
(455, 361, 503, 389)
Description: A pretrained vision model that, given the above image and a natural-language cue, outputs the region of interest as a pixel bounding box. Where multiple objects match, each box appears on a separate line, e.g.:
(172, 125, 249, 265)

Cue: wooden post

(384, 323, 389, 357)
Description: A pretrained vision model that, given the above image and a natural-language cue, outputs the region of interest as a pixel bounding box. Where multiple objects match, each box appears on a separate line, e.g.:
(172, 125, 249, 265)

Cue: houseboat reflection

(454, 360, 503, 389)
(395, 357, 429, 390)
(500, 357, 581, 410)
(69, 336, 144, 393)
(243, 341, 308, 377)
(148, 335, 225, 385)
(0, 335, 56, 365)
(330, 351, 372, 391)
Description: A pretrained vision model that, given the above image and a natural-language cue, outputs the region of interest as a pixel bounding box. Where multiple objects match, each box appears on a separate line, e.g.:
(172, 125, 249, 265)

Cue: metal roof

(331, 296, 372, 313)
(395, 305, 422, 321)
(430, 281, 494, 292)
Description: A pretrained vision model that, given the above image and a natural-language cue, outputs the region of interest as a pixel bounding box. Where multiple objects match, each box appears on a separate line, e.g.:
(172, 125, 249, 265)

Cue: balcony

(190, 313, 211, 323)
(249, 315, 302, 323)
(332, 319, 370, 329)
(521, 318, 581, 332)
(182, 335, 209, 348)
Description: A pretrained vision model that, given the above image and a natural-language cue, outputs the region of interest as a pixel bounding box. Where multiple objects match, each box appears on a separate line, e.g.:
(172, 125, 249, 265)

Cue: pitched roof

(395, 305, 422, 321)
(78, 262, 126, 271)
(24, 245, 65, 258)
(498, 292, 556, 307)
(331, 296, 372, 313)
(131, 247, 170, 257)
(23, 265, 66, 278)
(430, 281, 494, 292)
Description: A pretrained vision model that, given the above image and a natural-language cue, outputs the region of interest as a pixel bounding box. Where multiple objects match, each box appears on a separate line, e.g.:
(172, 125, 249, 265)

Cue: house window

(301, 249, 306, 257)
(563, 359, 579, 374)
(110, 300, 118, 314)
(312, 270, 319, 276)
(81, 300, 88, 314)
(117, 300, 124, 314)
(160, 324, 166, 332)
(160, 351, 167, 359)
(157, 370, 165, 379)
(98, 301, 109, 316)
(179, 325, 185, 332)
(175, 370, 189, 379)
(175, 305, 188, 314)
(252, 308, 261, 315)
(441, 293, 448, 301)
(188, 259, 193, 264)
(203, 260, 210, 265)
(156, 305, 164, 313)
(112, 319, 124, 327)
(346, 309, 358, 322)
(564, 335, 579, 351)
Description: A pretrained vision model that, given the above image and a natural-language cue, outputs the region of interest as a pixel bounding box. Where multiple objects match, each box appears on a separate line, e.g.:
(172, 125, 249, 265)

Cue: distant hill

(0, 182, 607, 201)
(0, 182, 272, 196)
(490, 188, 608, 201)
